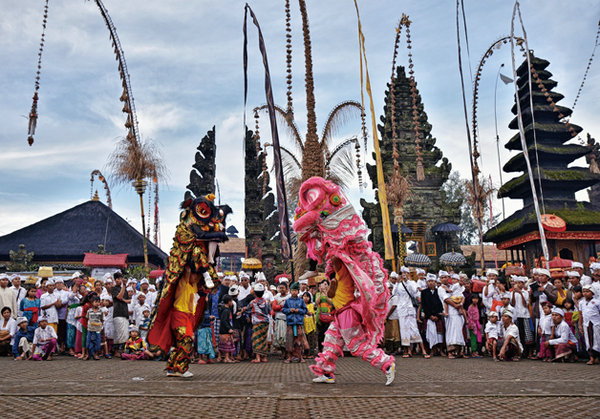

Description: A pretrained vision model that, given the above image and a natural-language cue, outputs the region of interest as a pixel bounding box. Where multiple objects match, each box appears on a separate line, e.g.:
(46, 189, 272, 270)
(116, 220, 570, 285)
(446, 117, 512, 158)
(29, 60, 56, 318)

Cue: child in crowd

(121, 325, 153, 360)
(139, 308, 151, 342)
(13, 317, 33, 360)
(538, 302, 554, 361)
(250, 283, 270, 363)
(102, 296, 114, 358)
(303, 292, 317, 359)
(85, 296, 103, 360)
(196, 305, 216, 364)
(485, 311, 500, 360)
(31, 316, 57, 361)
(66, 284, 80, 356)
(282, 282, 308, 363)
(218, 295, 236, 363)
(467, 294, 483, 358)
(272, 281, 290, 359)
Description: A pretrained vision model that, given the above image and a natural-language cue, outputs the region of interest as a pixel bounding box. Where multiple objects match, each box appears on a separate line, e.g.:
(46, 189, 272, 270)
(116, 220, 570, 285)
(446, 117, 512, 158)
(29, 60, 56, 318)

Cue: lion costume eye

(195, 202, 211, 218)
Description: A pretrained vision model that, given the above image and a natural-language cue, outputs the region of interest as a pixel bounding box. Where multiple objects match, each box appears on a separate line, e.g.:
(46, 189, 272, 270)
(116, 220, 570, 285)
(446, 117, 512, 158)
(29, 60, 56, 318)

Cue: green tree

(441, 171, 499, 245)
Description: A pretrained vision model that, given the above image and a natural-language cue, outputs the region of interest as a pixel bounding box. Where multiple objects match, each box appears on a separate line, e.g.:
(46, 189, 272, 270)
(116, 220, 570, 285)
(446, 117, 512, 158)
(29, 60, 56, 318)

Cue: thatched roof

(0, 200, 167, 267)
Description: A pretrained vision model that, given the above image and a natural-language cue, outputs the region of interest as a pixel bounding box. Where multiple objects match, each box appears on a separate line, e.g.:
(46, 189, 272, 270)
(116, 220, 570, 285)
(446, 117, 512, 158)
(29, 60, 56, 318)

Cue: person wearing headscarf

(0, 274, 17, 319)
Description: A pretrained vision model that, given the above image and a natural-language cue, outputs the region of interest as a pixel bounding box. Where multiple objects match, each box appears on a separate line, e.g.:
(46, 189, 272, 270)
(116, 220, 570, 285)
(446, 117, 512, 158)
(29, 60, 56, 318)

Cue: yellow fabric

(173, 274, 198, 314)
(353, 0, 394, 261)
(556, 289, 566, 307)
(304, 303, 316, 334)
(332, 263, 355, 310)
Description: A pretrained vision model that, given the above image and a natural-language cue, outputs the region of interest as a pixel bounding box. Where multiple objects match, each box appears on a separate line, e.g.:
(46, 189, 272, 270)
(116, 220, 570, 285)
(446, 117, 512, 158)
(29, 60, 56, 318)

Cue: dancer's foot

(312, 375, 335, 384)
(385, 362, 395, 386)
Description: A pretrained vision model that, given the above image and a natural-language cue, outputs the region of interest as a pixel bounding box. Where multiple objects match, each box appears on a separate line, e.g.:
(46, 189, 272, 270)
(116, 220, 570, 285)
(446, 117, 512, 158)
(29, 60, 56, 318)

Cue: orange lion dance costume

(148, 193, 231, 377)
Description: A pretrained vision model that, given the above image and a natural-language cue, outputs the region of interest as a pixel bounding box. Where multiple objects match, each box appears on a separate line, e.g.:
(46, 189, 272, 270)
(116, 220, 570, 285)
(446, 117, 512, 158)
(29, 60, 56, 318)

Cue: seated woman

(0, 307, 17, 356)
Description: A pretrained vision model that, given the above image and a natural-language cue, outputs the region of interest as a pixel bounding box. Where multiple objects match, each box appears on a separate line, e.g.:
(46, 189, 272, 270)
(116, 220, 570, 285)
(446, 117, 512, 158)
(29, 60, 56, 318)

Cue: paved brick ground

(1, 355, 599, 418)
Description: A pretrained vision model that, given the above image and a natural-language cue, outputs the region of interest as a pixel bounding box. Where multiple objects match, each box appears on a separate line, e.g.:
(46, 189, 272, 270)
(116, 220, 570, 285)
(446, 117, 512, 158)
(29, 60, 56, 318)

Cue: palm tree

(255, 0, 364, 275)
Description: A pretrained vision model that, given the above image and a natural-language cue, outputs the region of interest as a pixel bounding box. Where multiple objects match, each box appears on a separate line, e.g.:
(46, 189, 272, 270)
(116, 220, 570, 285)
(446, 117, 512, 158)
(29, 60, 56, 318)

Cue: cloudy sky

(1, 0, 599, 251)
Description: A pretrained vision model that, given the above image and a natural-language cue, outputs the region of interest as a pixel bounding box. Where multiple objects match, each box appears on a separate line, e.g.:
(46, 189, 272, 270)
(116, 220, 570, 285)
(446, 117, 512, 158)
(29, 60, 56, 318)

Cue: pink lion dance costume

(293, 177, 395, 385)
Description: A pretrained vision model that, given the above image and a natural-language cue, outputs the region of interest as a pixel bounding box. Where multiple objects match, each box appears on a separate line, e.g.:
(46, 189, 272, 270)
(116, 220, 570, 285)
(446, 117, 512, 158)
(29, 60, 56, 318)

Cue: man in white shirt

(11, 275, 26, 316)
(40, 279, 61, 334)
(589, 263, 600, 298)
(394, 273, 426, 357)
(511, 276, 533, 358)
(31, 316, 58, 360)
(54, 278, 70, 353)
(546, 307, 576, 361)
(0, 274, 17, 319)
(237, 273, 253, 301)
(384, 282, 400, 354)
(499, 309, 523, 361)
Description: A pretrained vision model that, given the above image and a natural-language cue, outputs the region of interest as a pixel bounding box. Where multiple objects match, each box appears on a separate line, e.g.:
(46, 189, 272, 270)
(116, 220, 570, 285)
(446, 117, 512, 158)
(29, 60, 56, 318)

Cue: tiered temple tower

(361, 66, 461, 267)
(484, 54, 600, 266)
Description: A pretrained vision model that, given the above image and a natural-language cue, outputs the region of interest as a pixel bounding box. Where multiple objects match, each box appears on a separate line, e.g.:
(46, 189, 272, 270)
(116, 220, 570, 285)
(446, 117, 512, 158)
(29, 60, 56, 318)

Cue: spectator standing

(111, 273, 131, 357)
(511, 276, 534, 358)
(11, 275, 26, 316)
(282, 282, 308, 363)
(85, 296, 103, 360)
(250, 283, 270, 363)
(579, 285, 600, 365)
(40, 279, 61, 334)
(419, 274, 444, 356)
(0, 274, 17, 319)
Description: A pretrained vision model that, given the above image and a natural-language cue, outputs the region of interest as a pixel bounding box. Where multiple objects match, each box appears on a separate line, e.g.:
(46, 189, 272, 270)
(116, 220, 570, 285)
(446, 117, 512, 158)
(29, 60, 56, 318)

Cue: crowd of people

(384, 262, 600, 364)
(0, 260, 599, 367)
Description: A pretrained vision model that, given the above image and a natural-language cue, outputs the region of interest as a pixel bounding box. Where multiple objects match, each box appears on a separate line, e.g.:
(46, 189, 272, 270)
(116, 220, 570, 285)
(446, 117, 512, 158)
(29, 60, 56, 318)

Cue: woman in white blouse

(0, 306, 17, 356)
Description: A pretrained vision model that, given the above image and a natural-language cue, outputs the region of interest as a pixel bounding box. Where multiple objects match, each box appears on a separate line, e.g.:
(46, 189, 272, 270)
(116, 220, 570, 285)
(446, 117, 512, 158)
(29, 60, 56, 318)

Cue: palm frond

(325, 137, 357, 190)
(321, 101, 362, 151)
(255, 104, 304, 153)
(464, 177, 495, 221)
(107, 137, 167, 186)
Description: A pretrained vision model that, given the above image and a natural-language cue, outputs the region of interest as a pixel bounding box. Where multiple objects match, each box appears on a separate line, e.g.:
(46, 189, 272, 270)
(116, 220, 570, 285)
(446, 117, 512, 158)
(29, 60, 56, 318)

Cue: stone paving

(1, 355, 599, 418)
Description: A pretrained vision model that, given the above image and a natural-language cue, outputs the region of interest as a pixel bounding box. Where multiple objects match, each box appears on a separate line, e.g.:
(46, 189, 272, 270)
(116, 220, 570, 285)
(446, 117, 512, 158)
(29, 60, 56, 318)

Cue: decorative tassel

(416, 157, 425, 181)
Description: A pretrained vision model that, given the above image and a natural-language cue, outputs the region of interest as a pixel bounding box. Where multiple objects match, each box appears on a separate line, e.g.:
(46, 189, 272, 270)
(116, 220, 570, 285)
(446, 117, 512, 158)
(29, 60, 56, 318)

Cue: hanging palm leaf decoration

(26, 0, 50, 146)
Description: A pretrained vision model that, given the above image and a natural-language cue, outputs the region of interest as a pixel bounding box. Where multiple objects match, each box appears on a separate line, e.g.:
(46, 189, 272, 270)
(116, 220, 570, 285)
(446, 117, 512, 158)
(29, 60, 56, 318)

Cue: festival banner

(243, 4, 293, 261)
(353, 1, 394, 261)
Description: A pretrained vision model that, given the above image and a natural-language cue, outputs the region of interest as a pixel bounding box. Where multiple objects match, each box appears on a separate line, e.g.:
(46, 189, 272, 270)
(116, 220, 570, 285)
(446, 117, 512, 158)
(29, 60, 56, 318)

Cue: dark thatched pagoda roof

(0, 200, 167, 267)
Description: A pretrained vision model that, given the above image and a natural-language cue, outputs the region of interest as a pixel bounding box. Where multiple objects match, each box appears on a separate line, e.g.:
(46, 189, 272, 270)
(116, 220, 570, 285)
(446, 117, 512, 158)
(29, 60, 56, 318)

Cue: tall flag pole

(243, 4, 294, 277)
(352, 0, 395, 265)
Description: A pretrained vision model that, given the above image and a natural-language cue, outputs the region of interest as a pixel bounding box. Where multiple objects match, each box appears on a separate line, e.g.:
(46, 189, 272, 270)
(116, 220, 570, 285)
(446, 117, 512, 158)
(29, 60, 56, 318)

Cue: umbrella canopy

(439, 251, 466, 267)
(391, 224, 413, 234)
(241, 258, 262, 270)
(404, 253, 431, 268)
(432, 222, 461, 233)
